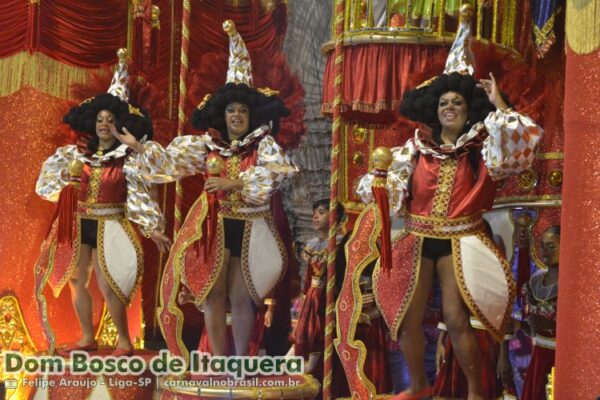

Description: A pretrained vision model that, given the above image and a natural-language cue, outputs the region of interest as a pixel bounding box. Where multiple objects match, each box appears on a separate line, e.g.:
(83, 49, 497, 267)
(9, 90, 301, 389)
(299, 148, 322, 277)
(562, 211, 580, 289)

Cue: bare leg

(67, 244, 94, 345)
(203, 250, 230, 356)
(228, 256, 255, 356)
(93, 251, 132, 351)
(437, 255, 484, 400)
(398, 257, 435, 392)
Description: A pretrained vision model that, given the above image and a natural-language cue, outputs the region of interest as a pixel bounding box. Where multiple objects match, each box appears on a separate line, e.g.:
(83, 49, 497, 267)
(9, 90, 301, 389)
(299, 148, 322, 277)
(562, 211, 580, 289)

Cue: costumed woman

(35, 50, 170, 357)
(354, 5, 543, 399)
(521, 226, 559, 400)
(116, 21, 297, 357)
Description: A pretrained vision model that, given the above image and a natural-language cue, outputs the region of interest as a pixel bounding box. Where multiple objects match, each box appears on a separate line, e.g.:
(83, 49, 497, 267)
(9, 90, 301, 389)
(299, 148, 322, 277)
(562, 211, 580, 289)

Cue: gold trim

(334, 204, 381, 395)
(431, 158, 458, 218)
(51, 216, 82, 297)
(160, 193, 211, 364)
(451, 232, 515, 341)
(566, 0, 600, 54)
(96, 219, 144, 305)
(85, 165, 103, 204)
(240, 219, 261, 302)
(378, 233, 423, 341)
(239, 216, 288, 303)
(536, 152, 563, 160)
(494, 194, 562, 205)
(35, 225, 58, 352)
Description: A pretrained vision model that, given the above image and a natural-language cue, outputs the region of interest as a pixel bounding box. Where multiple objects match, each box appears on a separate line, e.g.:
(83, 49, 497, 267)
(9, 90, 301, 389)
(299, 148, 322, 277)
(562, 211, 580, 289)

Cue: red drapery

(0, 0, 29, 57)
(322, 43, 448, 122)
(0, 0, 127, 66)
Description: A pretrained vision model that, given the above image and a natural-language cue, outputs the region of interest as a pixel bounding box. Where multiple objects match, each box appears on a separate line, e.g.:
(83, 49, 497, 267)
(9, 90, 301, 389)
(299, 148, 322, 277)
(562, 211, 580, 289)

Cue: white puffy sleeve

(238, 135, 298, 205)
(35, 145, 83, 202)
(123, 156, 166, 237)
(356, 138, 417, 217)
(481, 109, 544, 181)
(129, 134, 211, 183)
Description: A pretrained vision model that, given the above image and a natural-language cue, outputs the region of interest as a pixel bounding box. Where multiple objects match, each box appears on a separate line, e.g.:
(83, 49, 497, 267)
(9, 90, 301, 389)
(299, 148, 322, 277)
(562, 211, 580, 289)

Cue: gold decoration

(128, 103, 144, 117)
(197, 93, 212, 110)
(517, 169, 538, 192)
(259, 0, 277, 13)
(95, 304, 118, 347)
(257, 87, 280, 96)
(0, 296, 37, 400)
(352, 152, 364, 165)
(371, 147, 392, 170)
(68, 159, 84, 179)
(546, 366, 555, 400)
(566, 0, 600, 54)
(547, 169, 563, 188)
(151, 5, 161, 29)
(460, 3, 474, 21)
(0, 296, 37, 353)
(0, 51, 97, 100)
(351, 126, 367, 144)
(207, 155, 225, 175)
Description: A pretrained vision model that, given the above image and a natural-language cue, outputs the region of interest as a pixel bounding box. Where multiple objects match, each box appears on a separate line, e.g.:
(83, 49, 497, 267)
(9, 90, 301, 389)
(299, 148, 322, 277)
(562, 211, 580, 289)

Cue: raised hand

(477, 72, 508, 111)
(112, 126, 146, 153)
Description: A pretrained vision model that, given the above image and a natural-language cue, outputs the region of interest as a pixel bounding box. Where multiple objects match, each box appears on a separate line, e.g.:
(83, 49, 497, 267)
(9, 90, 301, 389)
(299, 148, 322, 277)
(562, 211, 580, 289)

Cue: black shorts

(80, 219, 98, 248)
(223, 218, 245, 257)
(421, 238, 452, 262)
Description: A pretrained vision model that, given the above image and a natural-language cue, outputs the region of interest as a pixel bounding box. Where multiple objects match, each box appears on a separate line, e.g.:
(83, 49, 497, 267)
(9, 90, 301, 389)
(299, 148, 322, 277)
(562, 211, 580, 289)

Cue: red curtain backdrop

(0, 0, 126, 66)
(556, 46, 600, 399)
(0, 0, 28, 57)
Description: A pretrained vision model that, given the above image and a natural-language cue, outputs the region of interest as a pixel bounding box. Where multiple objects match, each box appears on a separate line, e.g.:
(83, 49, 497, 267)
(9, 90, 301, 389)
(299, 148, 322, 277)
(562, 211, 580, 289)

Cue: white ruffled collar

(414, 122, 485, 159)
(205, 124, 271, 156)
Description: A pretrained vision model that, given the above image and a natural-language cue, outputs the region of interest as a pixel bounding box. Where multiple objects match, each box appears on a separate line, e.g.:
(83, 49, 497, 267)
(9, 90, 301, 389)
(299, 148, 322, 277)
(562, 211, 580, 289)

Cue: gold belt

(219, 200, 271, 220)
(405, 213, 484, 239)
(77, 202, 125, 220)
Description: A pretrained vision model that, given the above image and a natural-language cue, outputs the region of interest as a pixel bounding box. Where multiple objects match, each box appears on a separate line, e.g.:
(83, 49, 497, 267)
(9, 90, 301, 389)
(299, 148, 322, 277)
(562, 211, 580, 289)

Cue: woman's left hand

(478, 72, 509, 111)
(150, 230, 173, 253)
(264, 309, 273, 328)
(204, 177, 243, 193)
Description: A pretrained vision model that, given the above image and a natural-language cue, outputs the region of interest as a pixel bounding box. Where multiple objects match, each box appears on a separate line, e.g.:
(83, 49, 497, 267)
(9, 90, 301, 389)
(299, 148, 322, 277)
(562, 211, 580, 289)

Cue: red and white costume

(357, 109, 543, 341)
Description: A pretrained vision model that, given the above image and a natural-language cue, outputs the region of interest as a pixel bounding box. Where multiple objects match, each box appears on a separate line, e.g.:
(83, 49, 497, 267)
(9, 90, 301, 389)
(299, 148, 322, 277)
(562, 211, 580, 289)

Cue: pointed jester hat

(400, 4, 496, 126)
(63, 48, 153, 141)
(191, 20, 289, 138)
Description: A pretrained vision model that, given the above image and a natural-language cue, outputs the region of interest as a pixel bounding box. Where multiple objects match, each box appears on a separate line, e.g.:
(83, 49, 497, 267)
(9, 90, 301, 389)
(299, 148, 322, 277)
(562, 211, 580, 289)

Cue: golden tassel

(0, 51, 102, 100)
(566, 0, 600, 54)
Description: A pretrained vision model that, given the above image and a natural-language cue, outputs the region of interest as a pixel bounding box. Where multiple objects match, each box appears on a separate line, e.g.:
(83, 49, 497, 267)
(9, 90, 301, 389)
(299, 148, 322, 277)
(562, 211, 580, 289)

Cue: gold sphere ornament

(68, 159, 84, 178)
(459, 3, 474, 21)
(207, 156, 225, 176)
(352, 152, 364, 165)
(547, 169, 563, 188)
(372, 147, 393, 170)
(517, 169, 538, 192)
(223, 20, 236, 36)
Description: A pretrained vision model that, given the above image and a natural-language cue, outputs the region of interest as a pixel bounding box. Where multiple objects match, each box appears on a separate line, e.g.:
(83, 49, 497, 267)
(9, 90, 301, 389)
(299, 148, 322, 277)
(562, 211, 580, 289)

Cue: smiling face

(437, 91, 468, 137)
(539, 229, 560, 268)
(224, 102, 250, 140)
(96, 110, 117, 146)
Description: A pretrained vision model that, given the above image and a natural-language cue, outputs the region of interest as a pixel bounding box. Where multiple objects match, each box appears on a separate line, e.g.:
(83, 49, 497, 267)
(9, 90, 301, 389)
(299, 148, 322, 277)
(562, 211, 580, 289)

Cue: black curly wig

(63, 93, 153, 152)
(400, 72, 497, 138)
(191, 83, 290, 141)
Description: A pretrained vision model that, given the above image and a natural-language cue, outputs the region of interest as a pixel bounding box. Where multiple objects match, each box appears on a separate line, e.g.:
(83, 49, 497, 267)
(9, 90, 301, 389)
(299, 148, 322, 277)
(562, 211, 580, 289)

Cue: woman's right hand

(435, 333, 446, 373)
(112, 127, 145, 153)
(150, 230, 173, 253)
